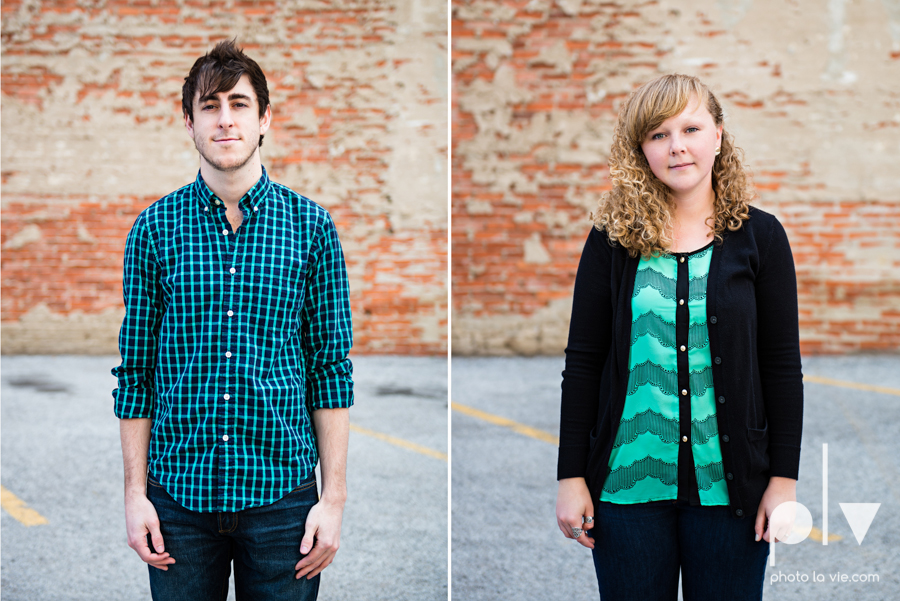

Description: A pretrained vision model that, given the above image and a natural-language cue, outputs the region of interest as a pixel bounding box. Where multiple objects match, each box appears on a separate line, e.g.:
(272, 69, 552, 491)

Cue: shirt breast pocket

(244, 266, 306, 338)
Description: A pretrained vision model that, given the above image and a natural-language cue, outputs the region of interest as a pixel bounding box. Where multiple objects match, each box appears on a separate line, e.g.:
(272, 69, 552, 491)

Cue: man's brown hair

(182, 39, 271, 146)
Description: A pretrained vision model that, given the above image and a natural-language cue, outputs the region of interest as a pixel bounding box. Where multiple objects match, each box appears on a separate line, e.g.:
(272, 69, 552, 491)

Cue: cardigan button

(735, 509, 744, 517)
(715, 357, 722, 364)
(726, 473, 734, 480)
(718, 396, 725, 404)
(710, 316, 718, 324)
(722, 434, 730, 442)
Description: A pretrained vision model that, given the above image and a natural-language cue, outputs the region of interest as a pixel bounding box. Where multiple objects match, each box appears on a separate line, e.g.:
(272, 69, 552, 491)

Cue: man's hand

(125, 491, 175, 570)
(755, 476, 797, 543)
(294, 496, 344, 579)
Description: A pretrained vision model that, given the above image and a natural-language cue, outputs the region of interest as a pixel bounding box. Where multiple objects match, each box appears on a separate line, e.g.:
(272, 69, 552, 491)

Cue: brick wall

(1, 0, 448, 355)
(452, 0, 900, 355)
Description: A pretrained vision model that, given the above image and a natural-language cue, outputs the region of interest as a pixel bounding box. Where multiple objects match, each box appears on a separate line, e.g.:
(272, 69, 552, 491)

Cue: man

(113, 40, 353, 600)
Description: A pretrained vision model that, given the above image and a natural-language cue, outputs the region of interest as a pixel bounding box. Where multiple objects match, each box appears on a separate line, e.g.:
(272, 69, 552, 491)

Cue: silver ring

(584, 516, 594, 524)
(571, 527, 583, 539)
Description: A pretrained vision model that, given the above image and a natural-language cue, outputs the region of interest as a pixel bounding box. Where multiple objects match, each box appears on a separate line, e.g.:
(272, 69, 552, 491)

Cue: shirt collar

(193, 165, 273, 211)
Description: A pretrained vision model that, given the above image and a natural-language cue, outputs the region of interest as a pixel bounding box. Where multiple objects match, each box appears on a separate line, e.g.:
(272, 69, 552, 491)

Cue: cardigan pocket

(747, 421, 770, 475)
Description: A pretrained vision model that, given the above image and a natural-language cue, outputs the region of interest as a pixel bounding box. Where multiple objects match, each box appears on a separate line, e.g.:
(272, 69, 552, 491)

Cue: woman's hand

(556, 477, 595, 549)
(754, 476, 797, 543)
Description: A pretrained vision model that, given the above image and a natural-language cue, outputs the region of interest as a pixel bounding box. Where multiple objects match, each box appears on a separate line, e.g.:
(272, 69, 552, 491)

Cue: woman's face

(640, 96, 723, 203)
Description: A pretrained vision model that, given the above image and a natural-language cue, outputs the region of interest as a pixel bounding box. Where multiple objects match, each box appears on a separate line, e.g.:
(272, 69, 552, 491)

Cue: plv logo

(769, 444, 880, 566)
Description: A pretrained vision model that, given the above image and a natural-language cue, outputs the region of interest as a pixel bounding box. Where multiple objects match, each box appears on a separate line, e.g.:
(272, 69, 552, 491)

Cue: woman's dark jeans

(591, 499, 769, 601)
(146, 474, 320, 601)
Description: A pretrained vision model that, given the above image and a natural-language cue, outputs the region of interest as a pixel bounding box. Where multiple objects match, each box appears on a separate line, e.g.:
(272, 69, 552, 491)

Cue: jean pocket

(147, 474, 164, 488)
(290, 479, 318, 494)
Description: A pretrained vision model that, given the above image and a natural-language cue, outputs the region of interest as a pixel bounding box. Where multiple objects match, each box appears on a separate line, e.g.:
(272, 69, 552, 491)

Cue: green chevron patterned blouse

(600, 242, 730, 505)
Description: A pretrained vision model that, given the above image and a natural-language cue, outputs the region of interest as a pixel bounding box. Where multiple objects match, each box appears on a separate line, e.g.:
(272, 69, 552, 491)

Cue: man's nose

(218, 106, 235, 128)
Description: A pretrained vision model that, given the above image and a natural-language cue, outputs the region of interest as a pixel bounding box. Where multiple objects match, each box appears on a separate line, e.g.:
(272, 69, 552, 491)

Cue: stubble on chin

(194, 137, 258, 173)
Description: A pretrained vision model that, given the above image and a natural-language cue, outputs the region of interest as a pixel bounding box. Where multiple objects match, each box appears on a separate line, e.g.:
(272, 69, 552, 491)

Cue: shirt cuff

(113, 387, 155, 419)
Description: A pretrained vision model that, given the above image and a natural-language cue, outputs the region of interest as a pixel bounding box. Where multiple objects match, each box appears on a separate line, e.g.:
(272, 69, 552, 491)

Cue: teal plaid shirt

(113, 166, 353, 513)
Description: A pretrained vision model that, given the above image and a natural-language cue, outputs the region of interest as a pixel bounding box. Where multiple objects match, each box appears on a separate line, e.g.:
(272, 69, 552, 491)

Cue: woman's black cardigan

(558, 206, 803, 519)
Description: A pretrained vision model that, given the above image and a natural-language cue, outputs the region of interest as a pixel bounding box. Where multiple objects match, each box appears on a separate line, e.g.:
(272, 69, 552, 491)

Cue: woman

(555, 74, 803, 600)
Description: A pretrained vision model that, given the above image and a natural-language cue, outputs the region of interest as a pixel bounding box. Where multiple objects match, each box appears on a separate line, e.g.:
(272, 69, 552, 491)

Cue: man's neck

(199, 154, 263, 207)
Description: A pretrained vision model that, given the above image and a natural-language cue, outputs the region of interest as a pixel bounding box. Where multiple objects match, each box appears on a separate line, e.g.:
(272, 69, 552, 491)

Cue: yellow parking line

(804, 375, 900, 397)
(0, 485, 48, 527)
(349, 424, 447, 462)
(452, 402, 559, 446)
(808, 526, 842, 542)
(452, 375, 896, 448)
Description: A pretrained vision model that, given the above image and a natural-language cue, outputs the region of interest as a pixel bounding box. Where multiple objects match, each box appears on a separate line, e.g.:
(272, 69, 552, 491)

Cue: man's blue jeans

(146, 473, 320, 601)
(591, 500, 769, 601)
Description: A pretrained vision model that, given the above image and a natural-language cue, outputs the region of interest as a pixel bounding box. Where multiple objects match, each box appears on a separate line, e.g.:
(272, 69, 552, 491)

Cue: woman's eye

(686, 127, 699, 133)
(651, 133, 665, 140)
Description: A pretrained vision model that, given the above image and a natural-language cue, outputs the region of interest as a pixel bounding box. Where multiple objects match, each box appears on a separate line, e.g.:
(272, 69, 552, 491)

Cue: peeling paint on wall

(452, 0, 900, 355)
(1, 0, 448, 355)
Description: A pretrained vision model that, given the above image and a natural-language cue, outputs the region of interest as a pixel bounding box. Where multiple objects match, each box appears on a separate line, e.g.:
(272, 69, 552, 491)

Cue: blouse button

(681, 435, 688, 442)
(680, 257, 685, 263)
(735, 509, 744, 517)
(710, 316, 718, 324)
(679, 299, 685, 306)
(681, 389, 688, 396)
(718, 396, 725, 404)
(726, 473, 734, 481)
(680, 345, 686, 352)
(722, 435, 730, 442)
(715, 357, 722, 364)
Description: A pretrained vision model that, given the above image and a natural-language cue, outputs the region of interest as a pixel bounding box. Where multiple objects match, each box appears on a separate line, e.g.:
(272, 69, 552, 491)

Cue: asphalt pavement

(1, 355, 448, 601)
(451, 355, 900, 601)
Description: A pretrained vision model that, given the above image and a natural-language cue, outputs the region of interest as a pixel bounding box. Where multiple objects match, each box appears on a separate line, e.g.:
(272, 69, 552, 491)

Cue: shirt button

(229, 267, 236, 274)
(710, 316, 718, 324)
(726, 473, 734, 480)
(222, 229, 228, 236)
(718, 396, 725, 404)
(225, 351, 232, 358)
(681, 389, 688, 396)
(215, 200, 221, 205)
(679, 299, 684, 306)
(682, 435, 688, 442)
(253, 206, 258, 212)
(227, 310, 234, 317)
(204, 207, 209, 212)
(715, 357, 722, 364)
(222, 435, 229, 441)
(680, 345, 686, 352)
(224, 394, 230, 400)
(722, 435, 730, 442)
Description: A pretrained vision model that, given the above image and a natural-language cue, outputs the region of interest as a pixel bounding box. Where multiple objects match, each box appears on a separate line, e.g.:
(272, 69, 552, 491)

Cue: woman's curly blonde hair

(593, 74, 753, 257)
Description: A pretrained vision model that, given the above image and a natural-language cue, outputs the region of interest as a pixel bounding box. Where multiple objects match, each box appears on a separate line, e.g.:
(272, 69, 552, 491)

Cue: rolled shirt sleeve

(302, 212, 354, 411)
(112, 212, 164, 419)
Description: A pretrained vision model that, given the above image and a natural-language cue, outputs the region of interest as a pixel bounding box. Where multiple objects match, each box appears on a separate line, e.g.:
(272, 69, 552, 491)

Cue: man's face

(185, 74, 271, 173)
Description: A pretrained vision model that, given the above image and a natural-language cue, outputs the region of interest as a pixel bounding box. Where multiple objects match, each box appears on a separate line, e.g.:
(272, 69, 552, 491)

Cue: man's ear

(259, 104, 272, 136)
(185, 112, 194, 138)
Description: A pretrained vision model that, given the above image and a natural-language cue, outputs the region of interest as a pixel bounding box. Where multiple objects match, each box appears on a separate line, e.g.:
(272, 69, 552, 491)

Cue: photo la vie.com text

(767, 444, 882, 586)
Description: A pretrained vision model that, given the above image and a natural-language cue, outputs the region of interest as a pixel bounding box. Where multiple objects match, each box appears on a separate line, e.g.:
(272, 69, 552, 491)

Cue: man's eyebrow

(198, 92, 254, 104)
